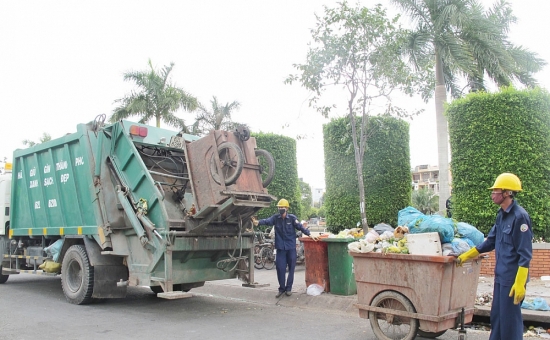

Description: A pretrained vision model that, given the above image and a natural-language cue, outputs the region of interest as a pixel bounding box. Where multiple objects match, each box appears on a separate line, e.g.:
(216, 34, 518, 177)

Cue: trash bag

(397, 207, 424, 227)
(449, 238, 472, 256)
(365, 229, 379, 243)
(44, 239, 64, 262)
(456, 222, 485, 246)
(39, 259, 61, 273)
(521, 297, 550, 311)
(409, 214, 455, 243)
(306, 284, 325, 296)
(373, 223, 394, 234)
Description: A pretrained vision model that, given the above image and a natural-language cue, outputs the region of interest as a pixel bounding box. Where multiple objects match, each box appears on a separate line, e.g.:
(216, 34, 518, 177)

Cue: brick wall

(479, 243, 550, 278)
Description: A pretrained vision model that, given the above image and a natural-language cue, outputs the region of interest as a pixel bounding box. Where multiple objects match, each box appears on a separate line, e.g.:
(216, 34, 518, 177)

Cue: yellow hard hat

(489, 173, 522, 192)
(276, 198, 289, 208)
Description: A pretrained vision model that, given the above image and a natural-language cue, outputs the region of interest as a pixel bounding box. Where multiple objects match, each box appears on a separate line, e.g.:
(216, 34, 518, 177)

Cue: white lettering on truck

(75, 157, 84, 166)
(60, 173, 70, 183)
(30, 180, 38, 188)
(56, 161, 68, 171)
(44, 177, 54, 186)
(44, 164, 51, 173)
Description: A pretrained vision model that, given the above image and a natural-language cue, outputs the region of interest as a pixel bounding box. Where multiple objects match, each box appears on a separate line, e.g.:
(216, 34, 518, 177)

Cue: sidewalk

(193, 264, 550, 323)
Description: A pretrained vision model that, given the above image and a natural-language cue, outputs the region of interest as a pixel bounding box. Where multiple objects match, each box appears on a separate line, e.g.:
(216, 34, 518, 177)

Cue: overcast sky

(1, 1, 549, 189)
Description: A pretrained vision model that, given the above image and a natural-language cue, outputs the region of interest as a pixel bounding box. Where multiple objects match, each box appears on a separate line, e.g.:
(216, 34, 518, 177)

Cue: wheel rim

(66, 259, 83, 293)
(370, 293, 417, 340)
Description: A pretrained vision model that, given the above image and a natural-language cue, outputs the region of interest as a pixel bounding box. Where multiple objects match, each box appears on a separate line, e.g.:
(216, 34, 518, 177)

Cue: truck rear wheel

(61, 245, 94, 305)
(0, 265, 8, 284)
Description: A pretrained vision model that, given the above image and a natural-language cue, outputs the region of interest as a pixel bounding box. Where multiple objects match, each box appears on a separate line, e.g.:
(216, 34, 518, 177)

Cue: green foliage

(299, 179, 313, 220)
(392, 0, 546, 99)
(22, 132, 52, 148)
(286, 2, 424, 230)
(195, 96, 245, 136)
(324, 116, 411, 232)
(412, 188, 439, 214)
(308, 207, 319, 219)
(447, 87, 550, 237)
(253, 133, 301, 221)
(110, 59, 198, 128)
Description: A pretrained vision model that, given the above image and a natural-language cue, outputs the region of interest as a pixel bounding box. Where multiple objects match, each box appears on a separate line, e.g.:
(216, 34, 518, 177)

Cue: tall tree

(392, 0, 546, 214)
(286, 2, 425, 231)
(110, 59, 198, 128)
(195, 96, 242, 134)
(299, 179, 313, 220)
(412, 187, 439, 215)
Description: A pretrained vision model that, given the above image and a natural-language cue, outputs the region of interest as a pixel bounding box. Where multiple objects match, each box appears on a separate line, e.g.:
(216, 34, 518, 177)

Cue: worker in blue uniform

(457, 173, 532, 340)
(252, 198, 319, 298)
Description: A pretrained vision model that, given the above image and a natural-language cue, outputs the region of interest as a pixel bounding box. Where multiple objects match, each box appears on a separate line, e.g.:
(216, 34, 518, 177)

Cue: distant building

(312, 187, 324, 207)
(411, 164, 451, 194)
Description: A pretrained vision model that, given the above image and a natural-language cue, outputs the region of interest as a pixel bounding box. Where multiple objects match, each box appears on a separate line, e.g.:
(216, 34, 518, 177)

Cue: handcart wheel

(417, 329, 447, 338)
(369, 291, 418, 340)
(210, 142, 244, 186)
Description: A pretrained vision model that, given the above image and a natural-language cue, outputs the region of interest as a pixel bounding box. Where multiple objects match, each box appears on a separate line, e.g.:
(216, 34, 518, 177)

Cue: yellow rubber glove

(455, 247, 479, 266)
(509, 266, 528, 305)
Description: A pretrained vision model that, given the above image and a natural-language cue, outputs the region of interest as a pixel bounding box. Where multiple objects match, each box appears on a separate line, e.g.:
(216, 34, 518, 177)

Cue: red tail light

(130, 125, 148, 137)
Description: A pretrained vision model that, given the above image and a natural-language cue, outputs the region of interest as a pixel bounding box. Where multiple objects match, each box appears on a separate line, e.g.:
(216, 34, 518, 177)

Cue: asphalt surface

(193, 264, 550, 324)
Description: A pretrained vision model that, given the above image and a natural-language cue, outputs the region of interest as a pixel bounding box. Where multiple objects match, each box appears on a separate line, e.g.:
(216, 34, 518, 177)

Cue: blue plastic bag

(521, 297, 550, 311)
(409, 214, 455, 244)
(456, 222, 485, 246)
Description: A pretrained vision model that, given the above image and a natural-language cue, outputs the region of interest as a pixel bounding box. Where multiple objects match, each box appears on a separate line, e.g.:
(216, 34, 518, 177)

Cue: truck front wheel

(61, 245, 94, 305)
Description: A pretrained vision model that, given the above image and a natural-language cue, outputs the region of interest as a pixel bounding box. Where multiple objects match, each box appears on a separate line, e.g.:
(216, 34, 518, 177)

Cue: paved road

(0, 274, 499, 340)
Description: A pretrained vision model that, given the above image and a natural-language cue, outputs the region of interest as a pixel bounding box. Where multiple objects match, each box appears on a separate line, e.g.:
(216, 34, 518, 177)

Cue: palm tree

(195, 96, 241, 134)
(412, 188, 439, 215)
(110, 59, 198, 128)
(392, 0, 545, 214)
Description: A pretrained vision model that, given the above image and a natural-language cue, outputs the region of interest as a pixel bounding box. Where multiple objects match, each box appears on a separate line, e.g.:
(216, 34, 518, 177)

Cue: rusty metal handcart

(350, 252, 482, 340)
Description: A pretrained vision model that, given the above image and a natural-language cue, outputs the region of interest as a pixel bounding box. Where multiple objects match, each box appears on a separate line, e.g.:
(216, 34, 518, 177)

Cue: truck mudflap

(83, 238, 128, 298)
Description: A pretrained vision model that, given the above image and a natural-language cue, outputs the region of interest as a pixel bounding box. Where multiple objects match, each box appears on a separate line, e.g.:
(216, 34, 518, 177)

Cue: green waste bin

(322, 238, 357, 295)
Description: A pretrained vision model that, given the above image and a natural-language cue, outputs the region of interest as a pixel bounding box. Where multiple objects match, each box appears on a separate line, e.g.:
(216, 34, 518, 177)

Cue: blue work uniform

(476, 200, 533, 340)
(258, 213, 311, 294)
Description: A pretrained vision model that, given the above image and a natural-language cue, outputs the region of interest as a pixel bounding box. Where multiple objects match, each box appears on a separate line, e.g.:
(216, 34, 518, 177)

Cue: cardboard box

(406, 232, 442, 255)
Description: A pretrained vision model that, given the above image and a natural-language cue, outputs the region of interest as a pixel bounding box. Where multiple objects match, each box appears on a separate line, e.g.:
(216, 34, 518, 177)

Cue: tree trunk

(435, 54, 450, 215)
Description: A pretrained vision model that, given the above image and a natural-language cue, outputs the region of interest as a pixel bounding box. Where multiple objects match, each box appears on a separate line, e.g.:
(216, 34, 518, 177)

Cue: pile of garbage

(329, 228, 364, 239)
(348, 206, 485, 256)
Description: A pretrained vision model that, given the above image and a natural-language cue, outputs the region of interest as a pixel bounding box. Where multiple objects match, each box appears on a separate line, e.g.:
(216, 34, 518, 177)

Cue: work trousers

(490, 282, 524, 340)
(275, 248, 297, 293)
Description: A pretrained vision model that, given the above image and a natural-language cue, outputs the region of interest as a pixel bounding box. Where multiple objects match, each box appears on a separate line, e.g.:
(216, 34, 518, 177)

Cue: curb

(194, 282, 550, 324)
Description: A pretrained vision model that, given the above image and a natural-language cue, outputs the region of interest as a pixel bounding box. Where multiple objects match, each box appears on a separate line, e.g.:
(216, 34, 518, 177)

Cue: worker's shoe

(285, 291, 292, 296)
(275, 291, 284, 298)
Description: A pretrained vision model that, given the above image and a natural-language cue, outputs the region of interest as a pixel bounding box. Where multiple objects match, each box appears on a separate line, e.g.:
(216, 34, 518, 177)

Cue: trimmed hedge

(324, 116, 411, 231)
(253, 133, 301, 226)
(447, 87, 550, 238)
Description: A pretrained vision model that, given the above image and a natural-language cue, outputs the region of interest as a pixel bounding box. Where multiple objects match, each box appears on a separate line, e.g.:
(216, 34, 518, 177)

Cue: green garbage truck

(0, 115, 275, 304)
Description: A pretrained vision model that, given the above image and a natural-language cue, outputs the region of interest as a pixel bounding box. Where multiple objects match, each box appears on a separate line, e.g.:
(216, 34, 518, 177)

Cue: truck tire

(210, 142, 244, 186)
(254, 149, 275, 187)
(0, 266, 8, 284)
(61, 245, 94, 305)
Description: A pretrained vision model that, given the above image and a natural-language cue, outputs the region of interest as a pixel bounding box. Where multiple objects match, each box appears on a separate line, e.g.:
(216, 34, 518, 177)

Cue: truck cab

(0, 163, 11, 236)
